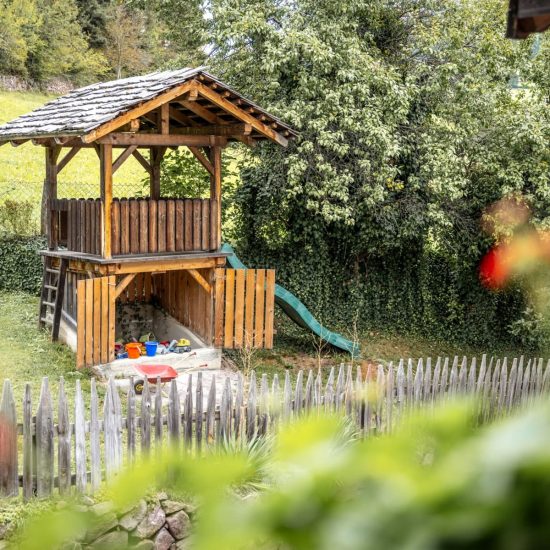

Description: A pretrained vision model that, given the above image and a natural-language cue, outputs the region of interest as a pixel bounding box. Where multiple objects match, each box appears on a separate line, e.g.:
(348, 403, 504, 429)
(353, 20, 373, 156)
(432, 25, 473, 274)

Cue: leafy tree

(0, 0, 40, 76)
(75, 0, 111, 49)
(130, 0, 209, 68)
(27, 0, 109, 84)
(103, 1, 151, 78)
(205, 0, 550, 346)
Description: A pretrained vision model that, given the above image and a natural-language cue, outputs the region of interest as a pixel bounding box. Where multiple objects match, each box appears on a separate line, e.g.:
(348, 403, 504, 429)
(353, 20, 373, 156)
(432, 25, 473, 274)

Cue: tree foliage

(204, 0, 550, 347)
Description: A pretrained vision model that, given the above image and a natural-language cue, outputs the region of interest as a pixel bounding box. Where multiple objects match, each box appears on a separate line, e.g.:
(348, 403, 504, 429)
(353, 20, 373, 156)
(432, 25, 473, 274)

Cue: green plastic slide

(221, 244, 360, 356)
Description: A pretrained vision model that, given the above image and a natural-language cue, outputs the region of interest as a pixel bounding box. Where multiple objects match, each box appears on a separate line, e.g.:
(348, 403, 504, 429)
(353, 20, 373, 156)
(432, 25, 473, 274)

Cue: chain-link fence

(0, 180, 144, 235)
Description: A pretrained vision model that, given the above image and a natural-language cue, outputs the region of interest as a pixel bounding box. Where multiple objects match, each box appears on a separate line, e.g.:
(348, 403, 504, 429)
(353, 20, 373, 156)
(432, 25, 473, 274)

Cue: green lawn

(0, 291, 99, 416)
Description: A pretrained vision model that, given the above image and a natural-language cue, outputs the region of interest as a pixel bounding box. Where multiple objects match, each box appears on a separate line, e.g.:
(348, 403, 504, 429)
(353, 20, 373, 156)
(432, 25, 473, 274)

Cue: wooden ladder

(38, 257, 68, 341)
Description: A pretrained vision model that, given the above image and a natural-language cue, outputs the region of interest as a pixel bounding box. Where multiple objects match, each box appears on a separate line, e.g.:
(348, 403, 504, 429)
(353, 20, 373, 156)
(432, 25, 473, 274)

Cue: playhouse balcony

(49, 196, 218, 257)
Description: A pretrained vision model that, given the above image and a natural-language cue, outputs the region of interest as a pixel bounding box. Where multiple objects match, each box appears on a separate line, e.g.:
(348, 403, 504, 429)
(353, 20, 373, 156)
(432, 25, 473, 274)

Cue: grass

(0, 291, 99, 416)
(0, 290, 538, 403)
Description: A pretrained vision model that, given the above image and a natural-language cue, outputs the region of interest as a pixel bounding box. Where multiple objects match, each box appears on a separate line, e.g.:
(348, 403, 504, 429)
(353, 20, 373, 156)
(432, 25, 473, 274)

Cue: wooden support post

(149, 147, 166, 199)
(160, 103, 170, 135)
(100, 144, 113, 258)
(42, 146, 61, 245)
(209, 146, 222, 250)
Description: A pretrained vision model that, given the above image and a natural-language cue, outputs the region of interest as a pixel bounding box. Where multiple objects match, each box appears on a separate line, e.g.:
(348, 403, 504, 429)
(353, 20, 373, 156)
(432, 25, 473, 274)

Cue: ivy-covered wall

(235, 240, 526, 349)
(0, 235, 45, 295)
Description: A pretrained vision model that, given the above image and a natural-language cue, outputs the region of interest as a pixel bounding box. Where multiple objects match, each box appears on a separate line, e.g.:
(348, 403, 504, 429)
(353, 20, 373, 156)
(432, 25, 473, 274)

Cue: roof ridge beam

(81, 81, 198, 144)
(194, 82, 288, 147)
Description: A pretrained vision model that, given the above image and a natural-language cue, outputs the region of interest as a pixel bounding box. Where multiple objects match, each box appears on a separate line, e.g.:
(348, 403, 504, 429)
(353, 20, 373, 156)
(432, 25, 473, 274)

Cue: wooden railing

(111, 198, 216, 255)
(49, 198, 218, 256)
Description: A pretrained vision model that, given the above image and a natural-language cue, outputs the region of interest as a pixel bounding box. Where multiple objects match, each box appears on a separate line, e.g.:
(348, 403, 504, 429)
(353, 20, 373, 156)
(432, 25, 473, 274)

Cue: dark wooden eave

(507, 0, 550, 38)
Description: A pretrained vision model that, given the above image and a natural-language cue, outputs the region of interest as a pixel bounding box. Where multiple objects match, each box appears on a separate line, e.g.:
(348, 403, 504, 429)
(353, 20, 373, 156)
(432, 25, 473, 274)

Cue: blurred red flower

(479, 246, 509, 290)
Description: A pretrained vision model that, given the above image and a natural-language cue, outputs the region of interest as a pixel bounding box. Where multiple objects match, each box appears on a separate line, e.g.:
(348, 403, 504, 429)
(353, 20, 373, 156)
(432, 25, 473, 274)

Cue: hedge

(0, 235, 45, 295)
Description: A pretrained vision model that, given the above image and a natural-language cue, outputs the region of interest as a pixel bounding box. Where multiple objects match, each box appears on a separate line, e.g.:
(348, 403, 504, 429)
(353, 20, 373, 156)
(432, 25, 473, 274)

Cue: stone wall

(76, 493, 194, 549)
(0, 493, 195, 550)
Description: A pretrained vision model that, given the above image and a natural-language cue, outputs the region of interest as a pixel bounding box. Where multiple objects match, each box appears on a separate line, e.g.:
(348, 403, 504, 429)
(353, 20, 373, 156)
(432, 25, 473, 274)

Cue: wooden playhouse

(0, 69, 297, 368)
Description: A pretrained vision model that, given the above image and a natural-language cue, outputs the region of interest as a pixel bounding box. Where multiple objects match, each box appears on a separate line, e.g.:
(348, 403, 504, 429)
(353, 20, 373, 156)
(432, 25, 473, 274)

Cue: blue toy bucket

(145, 341, 158, 357)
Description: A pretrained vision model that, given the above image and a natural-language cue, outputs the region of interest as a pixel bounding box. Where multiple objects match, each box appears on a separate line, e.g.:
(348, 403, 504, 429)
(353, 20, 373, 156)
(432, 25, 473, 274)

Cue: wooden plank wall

(214, 269, 275, 349)
(111, 198, 213, 256)
(117, 273, 153, 304)
(76, 276, 116, 368)
(2, 355, 549, 499)
(155, 269, 214, 345)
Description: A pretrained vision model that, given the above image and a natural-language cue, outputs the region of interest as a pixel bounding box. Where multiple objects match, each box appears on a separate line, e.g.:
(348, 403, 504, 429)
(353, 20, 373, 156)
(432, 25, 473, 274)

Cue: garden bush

(0, 235, 45, 294)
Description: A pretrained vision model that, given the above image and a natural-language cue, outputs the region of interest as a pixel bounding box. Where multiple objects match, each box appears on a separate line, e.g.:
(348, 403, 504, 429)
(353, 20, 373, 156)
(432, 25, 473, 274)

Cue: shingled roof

(0, 68, 297, 145)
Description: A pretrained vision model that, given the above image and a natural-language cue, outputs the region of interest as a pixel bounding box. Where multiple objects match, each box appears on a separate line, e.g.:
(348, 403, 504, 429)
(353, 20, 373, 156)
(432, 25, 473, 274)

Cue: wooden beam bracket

(188, 268, 212, 293)
(188, 146, 214, 175)
(112, 145, 138, 174)
(115, 273, 137, 299)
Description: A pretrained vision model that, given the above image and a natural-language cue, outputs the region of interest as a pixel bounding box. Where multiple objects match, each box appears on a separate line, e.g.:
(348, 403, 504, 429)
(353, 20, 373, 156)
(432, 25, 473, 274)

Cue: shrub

(0, 200, 38, 236)
(0, 235, 45, 294)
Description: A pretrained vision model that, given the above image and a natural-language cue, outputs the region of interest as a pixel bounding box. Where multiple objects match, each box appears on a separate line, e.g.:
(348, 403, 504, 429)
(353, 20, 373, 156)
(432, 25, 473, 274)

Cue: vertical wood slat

(224, 269, 236, 348)
(141, 379, 151, 455)
(254, 269, 266, 347)
(22, 384, 32, 500)
(201, 199, 210, 251)
(129, 200, 140, 255)
(193, 199, 202, 250)
(0, 381, 17, 496)
(93, 278, 101, 365)
(166, 199, 176, 252)
(74, 380, 87, 493)
(90, 378, 101, 492)
(234, 270, 245, 348)
(36, 377, 54, 497)
(148, 200, 158, 253)
(264, 270, 275, 348)
(158, 199, 167, 252)
(209, 198, 217, 251)
(111, 199, 120, 256)
(121, 199, 130, 254)
(184, 199, 193, 251)
(214, 269, 225, 347)
(57, 378, 71, 495)
(175, 200, 184, 252)
(139, 200, 148, 254)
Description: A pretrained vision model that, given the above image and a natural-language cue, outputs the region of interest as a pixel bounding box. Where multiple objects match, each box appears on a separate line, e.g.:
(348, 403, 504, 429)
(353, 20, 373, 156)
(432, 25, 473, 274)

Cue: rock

(80, 495, 95, 506)
(60, 542, 82, 550)
(156, 492, 168, 501)
(135, 504, 166, 539)
(85, 513, 118, 542)
(161, 500, 185, 515)
(89, 529, 128, 549)
(119, 500, 147, 531)
(56, 500, 68, 510)
(174, 539, 193, 550)
(0, 542, 9, 550)
(73, 505, 89, 513)
(166, 511, 190, 541)
(154, 528, 175, 550)
(181, 504, 196, 517)
(92, 502, 114, 516)
(134, 541, 155, 550)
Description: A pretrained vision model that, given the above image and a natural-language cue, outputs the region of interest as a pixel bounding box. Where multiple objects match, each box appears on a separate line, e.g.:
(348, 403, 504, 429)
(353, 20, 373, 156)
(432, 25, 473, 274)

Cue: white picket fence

(0, 355, 548, 499)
